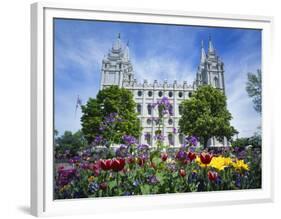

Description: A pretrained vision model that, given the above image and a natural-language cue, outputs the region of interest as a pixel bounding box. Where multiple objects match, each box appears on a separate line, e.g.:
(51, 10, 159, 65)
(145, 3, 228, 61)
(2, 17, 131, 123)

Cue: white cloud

(134, 55, 196, 85)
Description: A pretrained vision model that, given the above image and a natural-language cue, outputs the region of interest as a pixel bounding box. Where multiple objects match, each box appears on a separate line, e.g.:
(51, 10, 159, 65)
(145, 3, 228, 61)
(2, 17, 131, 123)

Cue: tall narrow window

(147, 104, 152, 115)
(179, 105, 183, 115)
(168, 133, 174, 146)
(214, 77, 219, 88)
(145, 133, 151, 145)
(137, 104, 142, 114)
(179, 133, 184, 145)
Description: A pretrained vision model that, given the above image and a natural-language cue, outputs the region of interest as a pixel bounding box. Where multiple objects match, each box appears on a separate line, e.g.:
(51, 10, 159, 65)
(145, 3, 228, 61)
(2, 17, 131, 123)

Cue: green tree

(246, 69, 261, 114)
(81, 85, 142, 145)
(179, 85, 237, 148)
(55, 130, 87, 155)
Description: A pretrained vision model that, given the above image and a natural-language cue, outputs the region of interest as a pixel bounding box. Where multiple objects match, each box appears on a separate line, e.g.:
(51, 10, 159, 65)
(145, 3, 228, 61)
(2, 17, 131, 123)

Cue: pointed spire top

(208, 34, 215, 54)
(200, 40, 206, 63)
(113, 33, 122, 50)
(124, 40, 130, 61)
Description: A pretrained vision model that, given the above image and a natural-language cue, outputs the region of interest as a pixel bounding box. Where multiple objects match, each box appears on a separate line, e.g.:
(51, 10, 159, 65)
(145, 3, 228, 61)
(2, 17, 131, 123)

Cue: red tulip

(100, 159, 112, 171)
(161, 152, 168, 161)
(208, 171, 218, 181)
(200, 152, 213, 165)
(179, 169, 186, 177)
(111, 158, 126, 172)
(187, 152, 196, 162)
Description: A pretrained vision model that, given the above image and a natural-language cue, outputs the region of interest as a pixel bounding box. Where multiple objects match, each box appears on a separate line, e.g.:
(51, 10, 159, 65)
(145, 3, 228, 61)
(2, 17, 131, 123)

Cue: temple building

(99, 34, 228, 147)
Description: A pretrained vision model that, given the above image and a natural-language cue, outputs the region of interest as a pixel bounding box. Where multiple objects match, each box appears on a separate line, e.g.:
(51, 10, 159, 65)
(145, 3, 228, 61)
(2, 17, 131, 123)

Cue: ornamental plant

(54, 134, 260, 199)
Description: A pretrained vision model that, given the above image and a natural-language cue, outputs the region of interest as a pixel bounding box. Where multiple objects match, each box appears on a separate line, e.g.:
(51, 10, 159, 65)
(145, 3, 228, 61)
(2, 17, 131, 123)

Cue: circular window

(168, 91, 173, 97)
(178, 91, 183, 98)
(168, 118, 173, 125)
(188, 92, 192, 97)
(137, 90, 142, 97)
(147, 119, 152, 125)
(148, 91, 153, 97)
(158, 91, 163, 97)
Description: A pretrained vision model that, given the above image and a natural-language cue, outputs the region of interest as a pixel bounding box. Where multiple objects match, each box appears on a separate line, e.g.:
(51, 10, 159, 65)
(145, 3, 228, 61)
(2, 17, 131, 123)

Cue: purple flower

(154, 133, 165, 142)
(137, 144, 150, 157)
(57, 168, 76, 186)
(147, 175, 159, 185)
(172, 128, 177, 134)
(176, 150, 187, 160)
(103, 112, 119, 125)
(122, 135, 137, 145)
(94, 135, 103, 145)
(115, 144, 128, 157)
(137, 144, 149, 151)
(185, 136, 198, 146)
(144, 133, 151, 140)
(81, 162, 90, 169)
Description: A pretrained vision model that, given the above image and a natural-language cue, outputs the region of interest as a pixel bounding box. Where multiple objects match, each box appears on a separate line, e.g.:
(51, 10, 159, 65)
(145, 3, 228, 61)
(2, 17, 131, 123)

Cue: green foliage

(232, 134, 261, 148)
(55, 130, 87, 156)
(178, 85, 237, 148)
(81, 85, 142, 145)
(246, 69, 262, 114)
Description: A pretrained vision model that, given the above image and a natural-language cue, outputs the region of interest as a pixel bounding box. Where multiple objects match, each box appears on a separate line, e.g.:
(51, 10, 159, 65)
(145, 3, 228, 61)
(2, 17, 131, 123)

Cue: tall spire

(113, 33, 122, 50)
(200, 40, 206, 63)
(124, 40, 130, 61)
(208, 35, 215, 54)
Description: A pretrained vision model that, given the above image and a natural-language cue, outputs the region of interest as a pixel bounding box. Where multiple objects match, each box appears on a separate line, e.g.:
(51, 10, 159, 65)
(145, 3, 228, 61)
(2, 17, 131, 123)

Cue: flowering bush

(54, 134, 261, 199)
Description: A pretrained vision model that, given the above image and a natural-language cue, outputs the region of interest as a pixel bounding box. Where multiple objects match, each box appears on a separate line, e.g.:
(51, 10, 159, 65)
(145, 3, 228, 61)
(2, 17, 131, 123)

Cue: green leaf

(108, 180, 117, 190)
(140, 184, 151, 195)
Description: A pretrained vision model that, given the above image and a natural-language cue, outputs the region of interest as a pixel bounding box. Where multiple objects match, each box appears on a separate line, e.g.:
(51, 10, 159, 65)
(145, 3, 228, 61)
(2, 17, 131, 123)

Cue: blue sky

(54, 18, 261, 138)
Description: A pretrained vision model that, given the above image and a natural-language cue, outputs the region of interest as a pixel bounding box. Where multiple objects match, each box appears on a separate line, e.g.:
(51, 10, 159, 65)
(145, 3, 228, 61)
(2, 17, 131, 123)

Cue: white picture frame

(30, 2, 274, 217)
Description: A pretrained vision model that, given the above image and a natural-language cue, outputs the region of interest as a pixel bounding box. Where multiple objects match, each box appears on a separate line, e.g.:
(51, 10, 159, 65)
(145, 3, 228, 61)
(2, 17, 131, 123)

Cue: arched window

(137, 90, 142, 97)
(188, 92, 192, 98)
(148, 91, 153, 97)
(178, 91, 183, 98)
(168, 133, 174, 146)
(137, 104, 142, 114)
(214, 77, 219, 88)
(158, 91, 163, 97)
(147, 118, 152, 125)
(168, 91, 173, 97)
(147, 104, 152, 115)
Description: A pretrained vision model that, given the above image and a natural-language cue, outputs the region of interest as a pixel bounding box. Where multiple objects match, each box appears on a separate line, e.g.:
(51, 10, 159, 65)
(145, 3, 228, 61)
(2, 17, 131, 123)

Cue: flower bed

(54, 137, 261, 199)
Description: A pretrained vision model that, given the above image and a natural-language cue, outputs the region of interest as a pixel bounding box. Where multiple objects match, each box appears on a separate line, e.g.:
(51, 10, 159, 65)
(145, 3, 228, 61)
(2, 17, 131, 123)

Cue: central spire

(113, 33, 122, 50)
(208, 35, 215, 54)
(124, 40, 130, 61)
